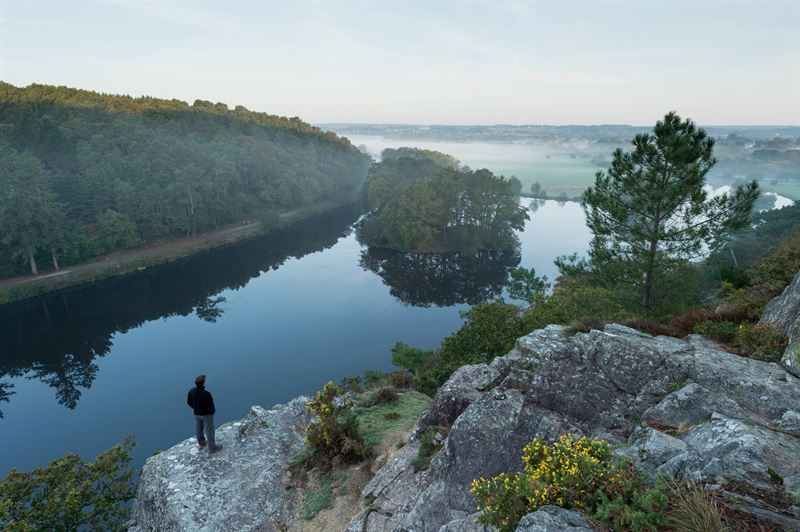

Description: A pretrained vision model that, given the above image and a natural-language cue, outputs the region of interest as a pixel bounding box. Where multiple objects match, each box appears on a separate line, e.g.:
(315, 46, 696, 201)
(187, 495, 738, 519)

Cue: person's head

(195, 374, 206, 387)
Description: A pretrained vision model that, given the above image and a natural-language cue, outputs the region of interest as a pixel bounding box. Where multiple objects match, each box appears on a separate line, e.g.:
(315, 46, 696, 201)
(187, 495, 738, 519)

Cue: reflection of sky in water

(0, 200, 591, 475)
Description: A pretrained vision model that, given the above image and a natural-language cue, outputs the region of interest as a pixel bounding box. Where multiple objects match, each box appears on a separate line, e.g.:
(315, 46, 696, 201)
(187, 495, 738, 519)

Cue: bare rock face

(129, 397, 311, 532)
(515, 506, 591, 531)
(760, 270, 800, 376)
(347, 324, 800, 531)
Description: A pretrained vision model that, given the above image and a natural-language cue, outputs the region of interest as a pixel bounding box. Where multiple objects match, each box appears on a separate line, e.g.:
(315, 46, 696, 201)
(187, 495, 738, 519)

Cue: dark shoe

(210, 444, 223, 454)
(198, 441, 207, 448)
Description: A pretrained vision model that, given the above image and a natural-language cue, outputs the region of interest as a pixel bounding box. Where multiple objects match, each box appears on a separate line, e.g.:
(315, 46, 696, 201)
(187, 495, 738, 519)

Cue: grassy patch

(301, 477, 333, 520)
(355, 390, 431, 449)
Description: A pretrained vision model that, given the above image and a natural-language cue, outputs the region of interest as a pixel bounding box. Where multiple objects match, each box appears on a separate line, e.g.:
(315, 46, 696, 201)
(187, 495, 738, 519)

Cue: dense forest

(357, 148, 528, 252)
(0, 83, 371, 278)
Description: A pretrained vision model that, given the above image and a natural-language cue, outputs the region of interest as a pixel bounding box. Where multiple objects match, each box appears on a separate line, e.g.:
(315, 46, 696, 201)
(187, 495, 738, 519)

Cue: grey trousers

(195, 414, 216, 449)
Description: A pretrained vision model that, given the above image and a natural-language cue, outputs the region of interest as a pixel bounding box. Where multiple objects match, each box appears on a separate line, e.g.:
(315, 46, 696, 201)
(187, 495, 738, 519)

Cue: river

(0, 198, 591, 475)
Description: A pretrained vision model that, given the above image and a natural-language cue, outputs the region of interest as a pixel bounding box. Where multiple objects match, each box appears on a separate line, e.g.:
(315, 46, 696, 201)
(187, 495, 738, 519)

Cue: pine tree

(583, 112, 759, 312)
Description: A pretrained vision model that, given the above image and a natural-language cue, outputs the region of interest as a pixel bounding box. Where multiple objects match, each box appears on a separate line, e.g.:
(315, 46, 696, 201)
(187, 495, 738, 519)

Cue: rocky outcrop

(347, 324, 800, 531)
(129, 397, 311, 532)
(515, 506, 591, 531)
(130, 277, 800, 531)
(760, 270, 800, 376)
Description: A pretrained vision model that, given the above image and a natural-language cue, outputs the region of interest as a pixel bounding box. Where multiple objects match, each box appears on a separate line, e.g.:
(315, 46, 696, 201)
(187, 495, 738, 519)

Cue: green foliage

(583, 112, 759, 313)
(506, 267, 549, 303)
(92, 209, 141, 253)
(359, 159, 529, 253)
(470, 434, 668, 532)
(380, 147, 461, 169)
(0, 436, 136, 531)
(395, 300, 525, 395)
(693, 320, 740, 344)
(0, 82, 370, 278)
(363, 370, 388, 389)
(304, 382, 367, 470)
(732, 323, 788, 362)
(521, 277, 629, 332)
(593, 474, 669, 531)
(391, 342, 435, 373)
(0, 146, 67, 275)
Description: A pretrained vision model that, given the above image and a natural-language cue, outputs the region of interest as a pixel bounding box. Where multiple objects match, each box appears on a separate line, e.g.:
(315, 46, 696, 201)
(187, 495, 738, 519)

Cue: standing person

(187, 375, 223, 453)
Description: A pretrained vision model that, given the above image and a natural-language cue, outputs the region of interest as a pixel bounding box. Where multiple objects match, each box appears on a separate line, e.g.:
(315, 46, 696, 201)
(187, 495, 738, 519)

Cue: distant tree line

(0, 83, 370, 278)
(357, 148, 529, 253)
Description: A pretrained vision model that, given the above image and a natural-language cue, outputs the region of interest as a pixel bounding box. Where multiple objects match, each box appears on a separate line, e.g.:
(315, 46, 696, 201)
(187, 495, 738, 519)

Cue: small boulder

(515, 506, 591, 531)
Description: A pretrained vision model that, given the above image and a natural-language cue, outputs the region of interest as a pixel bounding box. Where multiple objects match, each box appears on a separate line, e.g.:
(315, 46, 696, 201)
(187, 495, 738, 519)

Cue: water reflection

(0, 204, 360, 414)
(359, 246, 520, 307)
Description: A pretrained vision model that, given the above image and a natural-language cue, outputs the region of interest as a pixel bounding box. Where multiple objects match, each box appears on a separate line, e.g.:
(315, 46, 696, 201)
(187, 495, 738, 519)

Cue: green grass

(302, 477, 334, 520)
(355, 390, 431, 448)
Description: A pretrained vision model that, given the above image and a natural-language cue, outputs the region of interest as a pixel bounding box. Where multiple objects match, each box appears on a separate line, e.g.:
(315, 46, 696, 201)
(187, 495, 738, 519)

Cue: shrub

(593, 469, 668, 531)
(693, 320, 739, 344)
(470, 434, 667, 532)
(733, 323, 787, 362)
(305, 381, 367, 470)
(363, 370, 388, 389)
(0, 437, 136, 531)
(362, 387, 399, 406)
(391, 342, 434, 373)
(387, 371, 413, 389)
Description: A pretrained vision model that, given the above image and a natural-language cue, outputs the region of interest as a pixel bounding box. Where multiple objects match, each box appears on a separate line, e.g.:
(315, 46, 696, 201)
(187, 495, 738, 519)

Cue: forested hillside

(0, 83, 371, 278)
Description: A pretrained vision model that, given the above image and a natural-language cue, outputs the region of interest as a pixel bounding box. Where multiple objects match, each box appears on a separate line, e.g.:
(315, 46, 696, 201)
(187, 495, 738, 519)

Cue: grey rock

(784, 473, 800, 498)
(760, 270, 800, 376)
(679, 413, 800, 493)
(515, 506, 591, 531)
(350, 322, 800, 531)
(718, 489, 800, 530)
(617, 427, 687, 473)
(642, 382, 746, 428)
(129, 398, 311, 532)
(438, 513, 491, 532)
(416, 363, 499, 435)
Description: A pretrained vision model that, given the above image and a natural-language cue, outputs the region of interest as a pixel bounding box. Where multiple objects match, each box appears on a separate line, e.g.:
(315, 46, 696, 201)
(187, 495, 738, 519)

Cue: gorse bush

(470, 434, 668, 532)
(304, 381, 367, 470)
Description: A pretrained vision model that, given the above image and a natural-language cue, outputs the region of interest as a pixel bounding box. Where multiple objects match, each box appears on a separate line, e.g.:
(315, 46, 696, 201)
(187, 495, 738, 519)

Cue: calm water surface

(0, 199, 590, 474)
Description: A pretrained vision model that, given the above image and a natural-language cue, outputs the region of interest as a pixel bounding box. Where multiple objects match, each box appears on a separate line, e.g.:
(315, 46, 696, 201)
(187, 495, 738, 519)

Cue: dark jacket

(187, 385, 215, 416)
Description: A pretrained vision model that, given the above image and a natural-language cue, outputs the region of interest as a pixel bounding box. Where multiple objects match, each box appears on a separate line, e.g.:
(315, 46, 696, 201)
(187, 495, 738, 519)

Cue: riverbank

(0, 190, 361, 305)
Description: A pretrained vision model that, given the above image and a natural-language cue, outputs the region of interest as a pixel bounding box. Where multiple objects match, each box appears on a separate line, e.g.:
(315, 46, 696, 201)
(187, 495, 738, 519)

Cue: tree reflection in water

(359, 246, 521, 308)
(0, 204, 359, 414)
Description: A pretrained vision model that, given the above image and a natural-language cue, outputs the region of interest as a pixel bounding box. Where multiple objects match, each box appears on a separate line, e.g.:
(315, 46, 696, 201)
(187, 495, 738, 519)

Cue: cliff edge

(130, 280, 800, 531)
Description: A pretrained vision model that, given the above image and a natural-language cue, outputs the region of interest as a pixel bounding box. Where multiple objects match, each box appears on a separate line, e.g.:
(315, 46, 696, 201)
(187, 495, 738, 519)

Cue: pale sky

(1, 0, 798, 125)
